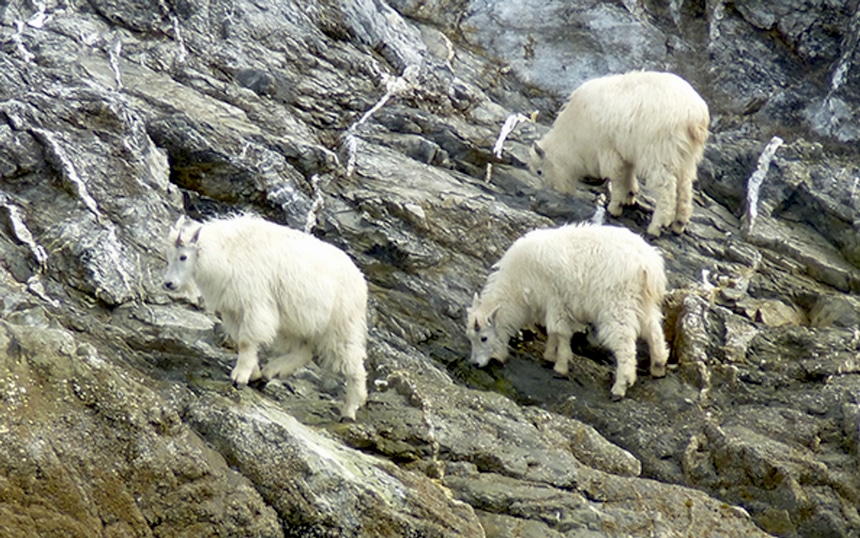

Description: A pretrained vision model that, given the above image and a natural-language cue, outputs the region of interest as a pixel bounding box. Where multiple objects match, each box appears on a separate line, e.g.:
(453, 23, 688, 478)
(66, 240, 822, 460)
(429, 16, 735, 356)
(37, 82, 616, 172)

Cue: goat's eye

(480, 336, 488, 343)
(536, 169, 543, 176)
(179, 255, 187, 261)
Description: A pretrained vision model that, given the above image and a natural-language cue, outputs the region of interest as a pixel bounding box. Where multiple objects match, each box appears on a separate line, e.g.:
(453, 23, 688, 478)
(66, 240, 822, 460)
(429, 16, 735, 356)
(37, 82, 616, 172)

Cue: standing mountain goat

(528, 71, 709, 237)
(466, 223, 669, 400)
(163, 214, 368, 420)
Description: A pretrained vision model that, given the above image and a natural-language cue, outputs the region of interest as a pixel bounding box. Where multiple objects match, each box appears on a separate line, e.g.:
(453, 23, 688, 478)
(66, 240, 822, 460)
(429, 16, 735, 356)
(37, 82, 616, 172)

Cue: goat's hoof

(671, 221, 687, 234)
(339, 415, 356, 423)
(247, 377, 268, 390)
(610, 381, 629, 400)
(651, 364, 667, 378)
(552, 370, 568, 379)
(232, 380, 248, 390)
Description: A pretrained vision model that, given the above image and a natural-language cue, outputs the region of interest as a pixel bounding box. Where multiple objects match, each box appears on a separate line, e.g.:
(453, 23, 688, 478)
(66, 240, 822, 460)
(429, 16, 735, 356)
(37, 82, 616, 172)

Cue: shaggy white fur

(466, 223, 669, 400)
(163, 214, 368, 420)
(529, 71, 709, 236)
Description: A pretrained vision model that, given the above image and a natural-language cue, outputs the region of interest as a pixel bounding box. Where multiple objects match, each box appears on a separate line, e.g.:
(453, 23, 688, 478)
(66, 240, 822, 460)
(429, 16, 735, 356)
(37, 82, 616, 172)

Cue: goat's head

(163, 216, 201, 292)
(465, 293, 508, 367)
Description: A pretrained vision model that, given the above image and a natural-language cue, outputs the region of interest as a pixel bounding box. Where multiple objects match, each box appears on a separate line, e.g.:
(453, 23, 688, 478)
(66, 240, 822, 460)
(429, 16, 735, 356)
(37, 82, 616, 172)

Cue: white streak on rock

(709, 0, 725, 41)
(104, 224, 134, 294)
(30, 128, 103, 220)
(159, 0, 187, 66)
(1, 195, 48, 273)
(171, 14, 188, 65)
(344, 126, 362, 179)
(590, 194, 607, 225)
(743, 136, 783, 234)
(26, 0, 49, 28)
(668, 0, 683, 26)
(343, 65, 421, 177)
(109, 37, 123, 90)
(304, 174, 326, 234)
(483, 162, 493, 183)
(832, 61, 850, 92)
(701, 269, 715, 293)
(12, 21, 35, 63)
(12, 1, 52, 62)
(486, 113, 529, 184)
(492, 113, 529, 159)
(0, 194, 57, 305)
(831, 8, 860, 91)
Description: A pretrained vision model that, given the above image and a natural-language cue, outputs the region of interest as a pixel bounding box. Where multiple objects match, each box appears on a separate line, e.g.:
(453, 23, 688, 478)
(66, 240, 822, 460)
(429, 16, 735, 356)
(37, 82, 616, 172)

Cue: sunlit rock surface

(1, 0, 859, 536)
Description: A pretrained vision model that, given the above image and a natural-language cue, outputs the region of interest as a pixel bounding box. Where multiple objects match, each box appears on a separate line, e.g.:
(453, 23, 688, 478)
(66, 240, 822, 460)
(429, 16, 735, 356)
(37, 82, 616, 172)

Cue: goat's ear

(170, 216, 186, 247)
(488, 305, 500, 325)
(169, 215, 188, 247)
(189, 224, 202, 245)
(473, 318, 481, 332)
(532, 142, 545, 159)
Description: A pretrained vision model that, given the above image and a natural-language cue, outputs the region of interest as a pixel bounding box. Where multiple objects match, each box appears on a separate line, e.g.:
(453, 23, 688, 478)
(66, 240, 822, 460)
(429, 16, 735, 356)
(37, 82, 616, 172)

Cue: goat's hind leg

(262, 341, 314, 381)
(603, 155, 636, 217)
(671, 163, 696, 234)
(596, 317, 638, 400)
(644, 165, 677, 237)
(643, 304, 669, 378)
(545, 305, 574, 376)
(231, 341, 262, 388)
(340, 343, 367, 422)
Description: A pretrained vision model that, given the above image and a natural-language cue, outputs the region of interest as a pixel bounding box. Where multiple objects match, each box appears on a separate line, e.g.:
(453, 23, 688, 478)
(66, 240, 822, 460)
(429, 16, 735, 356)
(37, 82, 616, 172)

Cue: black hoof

(610, 393, 624, 402)
(248, 377, 267, 390)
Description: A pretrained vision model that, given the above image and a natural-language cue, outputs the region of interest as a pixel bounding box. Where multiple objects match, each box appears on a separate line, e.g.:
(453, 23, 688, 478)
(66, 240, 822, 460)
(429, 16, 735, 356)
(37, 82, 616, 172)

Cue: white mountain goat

(466, 223, 669, 400)
(528, 71, 710, 237)
(163, 214, 368, 420)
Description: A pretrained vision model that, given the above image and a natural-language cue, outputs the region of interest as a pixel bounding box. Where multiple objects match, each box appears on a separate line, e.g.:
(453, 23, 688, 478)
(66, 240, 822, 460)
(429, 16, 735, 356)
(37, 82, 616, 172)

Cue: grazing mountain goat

(163, 214, 368, 420)
(466, 223, 669, 400)
(528, 71, 710, 237)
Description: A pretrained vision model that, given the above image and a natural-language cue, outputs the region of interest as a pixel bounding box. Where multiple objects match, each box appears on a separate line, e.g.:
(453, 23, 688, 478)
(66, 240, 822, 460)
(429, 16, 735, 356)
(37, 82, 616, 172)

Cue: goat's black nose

(164, 281, 175, 290)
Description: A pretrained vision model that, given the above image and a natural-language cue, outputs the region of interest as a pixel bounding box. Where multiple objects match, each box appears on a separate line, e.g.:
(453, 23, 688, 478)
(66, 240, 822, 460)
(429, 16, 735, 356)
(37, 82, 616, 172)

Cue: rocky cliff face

(1, 0, 858, 537)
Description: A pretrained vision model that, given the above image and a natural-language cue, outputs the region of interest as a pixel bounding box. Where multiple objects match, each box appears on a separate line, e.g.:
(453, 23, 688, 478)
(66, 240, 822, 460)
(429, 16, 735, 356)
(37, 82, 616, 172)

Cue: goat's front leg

(231, 341, 262, 388)
(543, 333, 560, 364)
(551, 330, 574, 377)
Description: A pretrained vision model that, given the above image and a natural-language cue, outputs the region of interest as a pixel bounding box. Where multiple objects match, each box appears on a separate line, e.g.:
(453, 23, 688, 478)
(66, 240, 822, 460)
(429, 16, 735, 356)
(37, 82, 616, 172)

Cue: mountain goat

(163, 214, 368, 420)
(466, 223, 669, 400)
(528, 71, 710, 237)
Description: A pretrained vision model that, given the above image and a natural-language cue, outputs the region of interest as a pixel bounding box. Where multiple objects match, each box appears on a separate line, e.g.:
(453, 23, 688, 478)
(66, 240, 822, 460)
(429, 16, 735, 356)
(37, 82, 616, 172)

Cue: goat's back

(193, 215, 366, 335)
(498, 223, 666, 315)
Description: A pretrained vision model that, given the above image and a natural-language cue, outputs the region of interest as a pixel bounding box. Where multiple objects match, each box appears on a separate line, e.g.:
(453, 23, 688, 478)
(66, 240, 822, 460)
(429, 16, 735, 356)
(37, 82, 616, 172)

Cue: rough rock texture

(1, 0, 859, 536)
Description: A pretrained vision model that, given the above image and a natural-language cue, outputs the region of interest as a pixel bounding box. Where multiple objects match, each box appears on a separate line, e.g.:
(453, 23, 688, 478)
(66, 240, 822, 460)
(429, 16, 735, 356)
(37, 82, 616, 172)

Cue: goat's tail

(640, 259, 667, 308)
(688, 117, 709, 148)
(639, 259, 670, 375)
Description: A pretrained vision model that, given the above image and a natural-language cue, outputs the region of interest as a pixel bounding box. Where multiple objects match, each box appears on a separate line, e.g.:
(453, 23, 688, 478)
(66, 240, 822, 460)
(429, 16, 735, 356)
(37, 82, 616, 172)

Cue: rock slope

(1, 0, 858, 536)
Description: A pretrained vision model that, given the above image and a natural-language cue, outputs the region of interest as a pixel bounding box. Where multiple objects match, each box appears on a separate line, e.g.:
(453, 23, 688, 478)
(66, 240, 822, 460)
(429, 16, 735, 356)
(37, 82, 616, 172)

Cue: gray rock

(0, 320, 282, 537)
(0, 0, 859, 536)
(185, 391, 483, 537)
